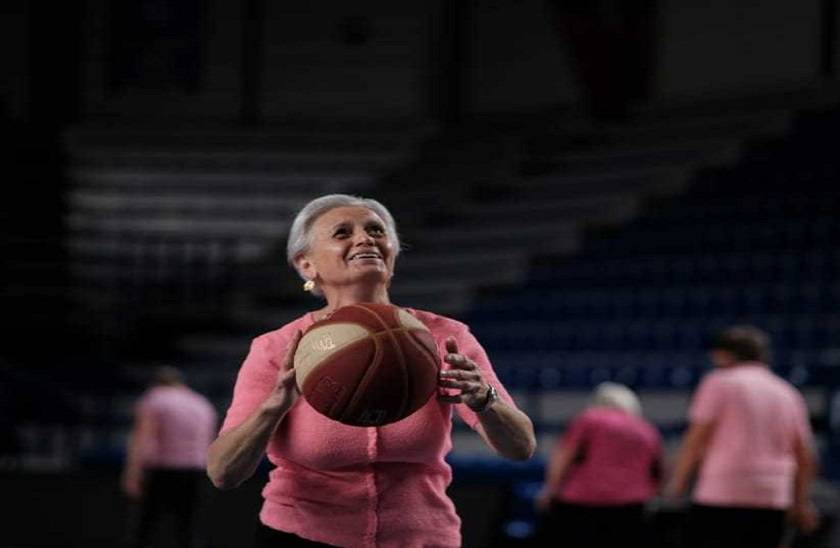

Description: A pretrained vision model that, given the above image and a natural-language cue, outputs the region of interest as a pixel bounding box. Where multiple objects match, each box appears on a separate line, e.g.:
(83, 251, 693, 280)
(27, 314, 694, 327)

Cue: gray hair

(286, 194, 401, 283)
(592, 382, 642, 416)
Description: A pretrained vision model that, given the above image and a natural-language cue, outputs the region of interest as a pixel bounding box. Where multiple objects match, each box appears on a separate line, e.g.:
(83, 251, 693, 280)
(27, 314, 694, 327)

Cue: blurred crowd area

(2, 0, 840, 546)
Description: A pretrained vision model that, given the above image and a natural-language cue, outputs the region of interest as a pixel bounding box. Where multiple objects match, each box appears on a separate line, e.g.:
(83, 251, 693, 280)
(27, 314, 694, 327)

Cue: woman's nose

(354, 231, 375, 245)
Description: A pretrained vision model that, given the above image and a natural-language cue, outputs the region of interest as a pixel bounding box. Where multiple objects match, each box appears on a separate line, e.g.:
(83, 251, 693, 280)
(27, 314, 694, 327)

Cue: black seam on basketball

(401, 329, 441, 370)
(325, 380, 346, 418)
(376, 327, 411, 422)
(347, 303, 386, 324)
(341, 333, 384, 425)
(352, 304, 411, 421)
(302, 337, 374, 420)
(384, 318, 411, 420)
(365, 325, 438, 368)
(296, 323, 375, 381)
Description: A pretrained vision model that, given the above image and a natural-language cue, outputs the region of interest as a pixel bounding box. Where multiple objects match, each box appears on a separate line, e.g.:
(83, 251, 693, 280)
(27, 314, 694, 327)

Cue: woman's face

(297, 206, 396, 292)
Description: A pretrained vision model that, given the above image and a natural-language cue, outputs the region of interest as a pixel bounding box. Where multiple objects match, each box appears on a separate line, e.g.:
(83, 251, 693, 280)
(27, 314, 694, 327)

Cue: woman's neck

(316, 285, 391, 319)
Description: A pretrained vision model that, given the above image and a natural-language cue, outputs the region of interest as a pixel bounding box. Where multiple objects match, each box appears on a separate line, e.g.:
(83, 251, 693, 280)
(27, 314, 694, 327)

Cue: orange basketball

(293, 303, 441, 427)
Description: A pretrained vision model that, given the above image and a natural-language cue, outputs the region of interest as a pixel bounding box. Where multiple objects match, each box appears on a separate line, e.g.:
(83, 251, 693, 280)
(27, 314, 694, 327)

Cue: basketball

(293, 303, 441, 426)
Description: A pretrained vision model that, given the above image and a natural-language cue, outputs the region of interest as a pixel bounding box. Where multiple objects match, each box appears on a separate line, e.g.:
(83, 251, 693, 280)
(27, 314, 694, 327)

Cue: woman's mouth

(349, 252, 383, 261)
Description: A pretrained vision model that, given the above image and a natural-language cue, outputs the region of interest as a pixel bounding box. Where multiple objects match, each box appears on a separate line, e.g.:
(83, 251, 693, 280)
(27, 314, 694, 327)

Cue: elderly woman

(207, 194, 536, 548)
(536, 382, 662, 548)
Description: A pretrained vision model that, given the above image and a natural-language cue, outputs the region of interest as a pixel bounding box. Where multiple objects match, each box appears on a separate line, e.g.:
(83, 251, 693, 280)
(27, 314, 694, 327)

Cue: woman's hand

(208, 331, 305, 490)
(437, 337, 490, 410)
(437, 336, 536, 460)
(260, 330, 303, 415)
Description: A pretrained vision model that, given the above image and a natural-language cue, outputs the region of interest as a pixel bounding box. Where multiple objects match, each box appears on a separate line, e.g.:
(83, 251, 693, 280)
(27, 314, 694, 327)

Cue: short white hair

(592, 382, 642, 416)
(286, 193, 401, 281)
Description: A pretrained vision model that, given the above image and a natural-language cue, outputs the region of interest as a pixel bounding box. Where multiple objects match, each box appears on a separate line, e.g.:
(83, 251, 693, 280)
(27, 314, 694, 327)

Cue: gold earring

(303, 280, 315, 292)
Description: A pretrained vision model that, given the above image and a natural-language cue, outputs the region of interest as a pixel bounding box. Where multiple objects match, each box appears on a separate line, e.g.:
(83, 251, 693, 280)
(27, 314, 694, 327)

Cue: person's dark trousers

(255, 523, 338, 547)
(133, 468, 206, 548)
(536, 500, 648, 548)
(686, 504, 786, 548)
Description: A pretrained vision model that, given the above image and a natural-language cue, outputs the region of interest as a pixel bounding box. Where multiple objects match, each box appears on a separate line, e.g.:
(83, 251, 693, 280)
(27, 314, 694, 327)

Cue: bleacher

(62, 126, 419, 313)
(467, 105, 839, 395)
(14, 125, 425, 467)
(8, 98, 839, 547)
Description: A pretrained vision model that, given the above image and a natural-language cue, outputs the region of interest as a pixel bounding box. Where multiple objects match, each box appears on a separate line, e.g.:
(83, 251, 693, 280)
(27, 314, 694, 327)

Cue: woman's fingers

(444, 353, 469, 368)
(440, 338, 488, 406)
(443, 351, 481, 375)
(441, 368, 480, 380)
(441, 359, 484, 387)
(276, 331, 302, 394)
(439, 378, 483, 393)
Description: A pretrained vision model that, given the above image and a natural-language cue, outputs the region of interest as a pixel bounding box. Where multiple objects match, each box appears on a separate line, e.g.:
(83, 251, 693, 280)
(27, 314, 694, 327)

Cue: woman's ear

(295, 255, 317, 281)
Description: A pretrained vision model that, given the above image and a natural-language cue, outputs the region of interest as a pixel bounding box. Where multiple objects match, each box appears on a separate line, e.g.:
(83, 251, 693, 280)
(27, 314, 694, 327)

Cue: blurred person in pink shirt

(535, 382, 663, 547)
(206, 194, 537, 548)
(668, 325, 819, 548)
(122, 365, 218, 548)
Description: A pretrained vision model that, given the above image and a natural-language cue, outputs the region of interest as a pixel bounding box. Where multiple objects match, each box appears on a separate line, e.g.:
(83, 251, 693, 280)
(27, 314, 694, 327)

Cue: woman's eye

(368, 226, 385, 236)
(333, 228, 349, 238)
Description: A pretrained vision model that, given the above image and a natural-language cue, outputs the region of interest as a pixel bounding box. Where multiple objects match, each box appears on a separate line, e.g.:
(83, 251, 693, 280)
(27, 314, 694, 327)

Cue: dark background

(2, 0, 840, 546)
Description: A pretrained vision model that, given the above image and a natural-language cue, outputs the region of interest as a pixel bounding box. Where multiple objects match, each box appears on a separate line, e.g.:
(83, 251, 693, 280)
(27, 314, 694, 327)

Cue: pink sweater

(220, 309, 517, 548)
(137, 385, 218, 469)
(554, 407, 662, 506)
(689, 363, 813, 509)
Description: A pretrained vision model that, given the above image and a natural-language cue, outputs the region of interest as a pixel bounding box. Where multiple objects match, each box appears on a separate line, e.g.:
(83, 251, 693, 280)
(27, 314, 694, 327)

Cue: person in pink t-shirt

(122, 365, 218, 548)
(668, 325, 820, 548)
(206, 194, 537, 548)
(535, 382, 662, 547)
